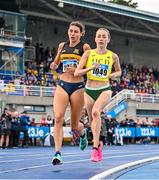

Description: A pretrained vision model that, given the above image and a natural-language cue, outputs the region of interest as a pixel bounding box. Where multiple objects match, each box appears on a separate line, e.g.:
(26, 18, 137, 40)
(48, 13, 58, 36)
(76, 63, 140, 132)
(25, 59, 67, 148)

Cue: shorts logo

(78, 85, 83, 88)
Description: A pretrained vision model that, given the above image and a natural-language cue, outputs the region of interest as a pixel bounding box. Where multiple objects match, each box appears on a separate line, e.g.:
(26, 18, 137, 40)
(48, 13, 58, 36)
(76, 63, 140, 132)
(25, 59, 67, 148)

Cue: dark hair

(69, 21, 85, 34)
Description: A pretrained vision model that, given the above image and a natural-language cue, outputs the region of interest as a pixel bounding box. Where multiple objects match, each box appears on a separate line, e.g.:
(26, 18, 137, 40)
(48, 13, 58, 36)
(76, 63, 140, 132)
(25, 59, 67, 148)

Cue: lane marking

(1, 151, 159, 174)
(89, 156, 159, 180)
(1, 148, 159, 159)
(1, 149, 159, 163)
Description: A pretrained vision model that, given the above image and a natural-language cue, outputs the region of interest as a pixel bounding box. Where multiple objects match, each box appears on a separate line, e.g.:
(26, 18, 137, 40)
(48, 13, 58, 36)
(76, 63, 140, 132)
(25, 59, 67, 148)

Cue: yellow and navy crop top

(86, 49, 113, 82)
(60, 41, 85, 72)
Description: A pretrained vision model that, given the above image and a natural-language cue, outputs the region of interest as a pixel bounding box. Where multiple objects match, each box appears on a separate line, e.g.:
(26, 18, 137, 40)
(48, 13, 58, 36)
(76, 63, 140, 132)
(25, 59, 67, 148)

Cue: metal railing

(1, 83, 159, 107)
(0, 83, 56, 97)
(104, 89, 159, 113)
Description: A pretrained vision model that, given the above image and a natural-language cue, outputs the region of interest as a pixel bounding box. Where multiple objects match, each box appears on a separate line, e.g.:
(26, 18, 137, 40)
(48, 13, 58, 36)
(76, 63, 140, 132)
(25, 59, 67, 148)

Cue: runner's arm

(50, 42, 65, 70)
(74, 50, 93, 77)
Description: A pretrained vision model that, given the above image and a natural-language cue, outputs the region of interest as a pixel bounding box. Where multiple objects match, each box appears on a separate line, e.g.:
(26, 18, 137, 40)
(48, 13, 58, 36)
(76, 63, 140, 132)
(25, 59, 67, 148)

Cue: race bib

(63, 59, 78, 72)
(92, 64, 108, 78)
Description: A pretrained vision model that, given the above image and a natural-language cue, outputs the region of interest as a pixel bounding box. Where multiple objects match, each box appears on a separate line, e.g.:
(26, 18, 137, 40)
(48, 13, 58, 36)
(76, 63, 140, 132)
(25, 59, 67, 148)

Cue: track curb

(89, 156, 159, 180)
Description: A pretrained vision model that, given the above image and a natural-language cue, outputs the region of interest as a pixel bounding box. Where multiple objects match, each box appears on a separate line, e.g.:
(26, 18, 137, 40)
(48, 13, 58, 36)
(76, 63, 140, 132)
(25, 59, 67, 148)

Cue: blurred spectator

(47, 115, 53, 127)
(0, 108, 12, 148)
(10, 111, 20, 147)
(106, 115, 114, 145)
(19, 111, 30, 147)
(40, 116, 48, 126)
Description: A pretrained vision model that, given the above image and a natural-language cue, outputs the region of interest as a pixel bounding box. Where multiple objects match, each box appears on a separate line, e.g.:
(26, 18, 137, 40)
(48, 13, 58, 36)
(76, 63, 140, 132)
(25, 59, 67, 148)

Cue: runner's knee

(54, 113, 64, 125)
(92, 108, 100, 118)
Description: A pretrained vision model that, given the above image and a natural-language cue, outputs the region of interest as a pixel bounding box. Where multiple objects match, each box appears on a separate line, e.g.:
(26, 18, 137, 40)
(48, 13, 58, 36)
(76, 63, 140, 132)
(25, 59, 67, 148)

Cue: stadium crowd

(1, 59, 159, 95)
(111, 63, 159, 95)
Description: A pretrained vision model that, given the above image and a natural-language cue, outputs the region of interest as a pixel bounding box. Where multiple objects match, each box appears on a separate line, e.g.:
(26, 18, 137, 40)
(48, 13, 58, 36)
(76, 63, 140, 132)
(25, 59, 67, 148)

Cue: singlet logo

(61, 50, 66, 53)
(73, 49, 80, 54)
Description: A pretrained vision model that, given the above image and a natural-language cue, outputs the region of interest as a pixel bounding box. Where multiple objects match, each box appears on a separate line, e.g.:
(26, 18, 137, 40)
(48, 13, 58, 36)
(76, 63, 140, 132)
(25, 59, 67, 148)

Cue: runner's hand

(50, 62, 58, 70)
(92, 62, 100, 69)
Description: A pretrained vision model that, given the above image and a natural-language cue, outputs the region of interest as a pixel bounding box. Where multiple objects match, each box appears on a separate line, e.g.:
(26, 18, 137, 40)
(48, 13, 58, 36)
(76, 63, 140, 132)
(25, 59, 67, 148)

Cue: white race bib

(92, 64, 108, 78)
(63, 59, 78, 72)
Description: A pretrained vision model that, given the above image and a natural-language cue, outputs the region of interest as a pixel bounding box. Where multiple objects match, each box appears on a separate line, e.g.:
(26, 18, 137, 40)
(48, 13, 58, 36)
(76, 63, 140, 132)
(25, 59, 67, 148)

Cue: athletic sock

(92, 147, 98, 151)
(55, 151, 61, 155)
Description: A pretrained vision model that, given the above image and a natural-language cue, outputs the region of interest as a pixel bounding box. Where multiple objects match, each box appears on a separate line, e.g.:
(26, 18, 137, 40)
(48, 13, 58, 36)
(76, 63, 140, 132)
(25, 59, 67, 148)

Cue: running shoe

(98, 141, 103, 161)
(79, 129, 88, 151)
(91, 149, 99, 162)
(52, 152, 62, 165)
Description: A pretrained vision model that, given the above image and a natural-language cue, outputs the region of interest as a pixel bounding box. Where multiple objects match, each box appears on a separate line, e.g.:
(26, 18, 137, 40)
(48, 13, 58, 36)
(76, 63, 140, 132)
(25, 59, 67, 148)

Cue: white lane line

(0, 153, 50, 158)
(0, 153, 89, 163)
(0, 164, 51, 173)
(0, 159, 24, 163)
(0, 145, 158, 156)
(1, 150, 159, 164)
(0, 152, 91, 160)
(1, 148, 159, 159)
(0, 151, 92, 158)
(89, 156, 159, 180)
(0, 151, 159, 174)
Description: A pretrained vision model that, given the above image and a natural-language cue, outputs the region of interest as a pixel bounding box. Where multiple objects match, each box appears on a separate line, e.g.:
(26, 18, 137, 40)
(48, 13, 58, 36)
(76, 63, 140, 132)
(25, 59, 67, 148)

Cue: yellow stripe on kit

(61, 54, 81, 61)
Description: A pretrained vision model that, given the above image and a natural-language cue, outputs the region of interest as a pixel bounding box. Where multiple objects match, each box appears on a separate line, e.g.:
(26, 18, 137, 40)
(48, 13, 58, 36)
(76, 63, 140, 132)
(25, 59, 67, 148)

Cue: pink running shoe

(91, 149, 99, 162)
(98, 141, 103, 161)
